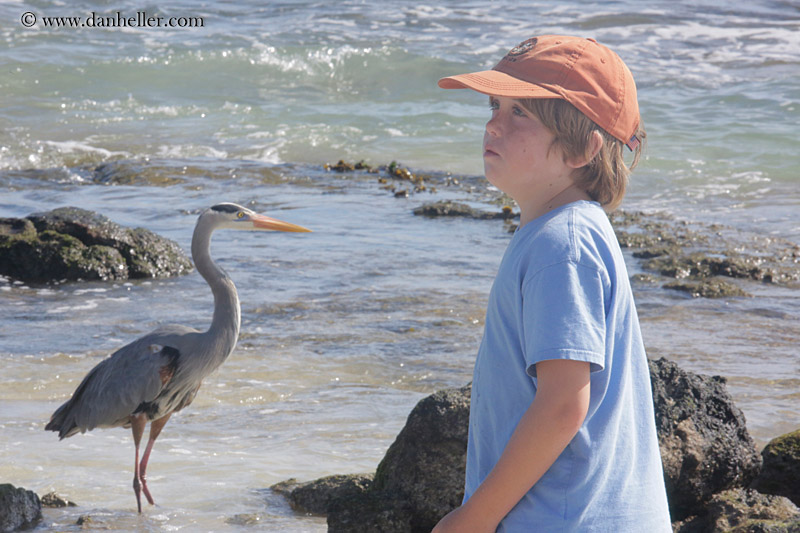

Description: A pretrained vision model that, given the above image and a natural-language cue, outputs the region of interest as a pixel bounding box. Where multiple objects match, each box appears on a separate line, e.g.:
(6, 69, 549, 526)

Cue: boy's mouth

(483, 147, 499, 157)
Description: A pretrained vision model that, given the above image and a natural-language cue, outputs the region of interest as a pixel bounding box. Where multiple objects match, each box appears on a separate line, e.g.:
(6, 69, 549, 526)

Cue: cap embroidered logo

(503, 38, 538, 62)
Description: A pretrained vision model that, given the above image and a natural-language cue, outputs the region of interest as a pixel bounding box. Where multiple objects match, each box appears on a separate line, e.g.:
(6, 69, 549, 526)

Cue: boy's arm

(432, 359, 591, 533)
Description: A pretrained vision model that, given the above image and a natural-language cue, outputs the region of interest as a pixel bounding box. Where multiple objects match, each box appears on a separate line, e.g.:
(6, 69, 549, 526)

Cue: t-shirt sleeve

(521, 260, 607, 377)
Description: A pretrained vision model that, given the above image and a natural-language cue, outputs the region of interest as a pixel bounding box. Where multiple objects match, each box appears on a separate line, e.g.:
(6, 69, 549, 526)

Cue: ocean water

(1, 0, 798, 530)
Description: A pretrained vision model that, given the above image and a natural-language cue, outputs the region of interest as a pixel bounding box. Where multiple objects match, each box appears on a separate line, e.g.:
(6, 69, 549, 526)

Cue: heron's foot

(133, 475, 143, 513)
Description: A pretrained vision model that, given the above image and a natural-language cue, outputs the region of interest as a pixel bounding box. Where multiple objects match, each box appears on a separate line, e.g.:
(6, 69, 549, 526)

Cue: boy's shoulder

(512, 201, 615, 274)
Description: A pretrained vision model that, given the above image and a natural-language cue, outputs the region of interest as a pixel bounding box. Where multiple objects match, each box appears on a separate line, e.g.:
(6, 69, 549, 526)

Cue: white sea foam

(46, 300, 100, 314)
(250, 144, 283, 165)
(42, 140, 128, 159)
(315, 17, 357, 28)
(156, 144, 228, 159)
(73, 288, 109, 295)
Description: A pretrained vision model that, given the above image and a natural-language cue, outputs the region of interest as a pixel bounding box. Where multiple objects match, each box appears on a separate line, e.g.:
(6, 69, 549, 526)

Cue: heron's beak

(250, 214, 311, 233)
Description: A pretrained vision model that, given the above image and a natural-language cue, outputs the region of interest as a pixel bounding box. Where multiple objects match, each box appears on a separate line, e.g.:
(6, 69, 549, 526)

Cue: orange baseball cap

(438, 35, 641, 150)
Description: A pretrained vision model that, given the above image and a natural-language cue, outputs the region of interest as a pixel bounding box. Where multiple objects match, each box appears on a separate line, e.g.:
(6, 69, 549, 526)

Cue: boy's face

(483, 96, 573, 208)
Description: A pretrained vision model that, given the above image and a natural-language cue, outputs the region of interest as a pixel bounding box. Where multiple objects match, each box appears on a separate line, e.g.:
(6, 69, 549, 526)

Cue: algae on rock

(0, 207, 192, 283)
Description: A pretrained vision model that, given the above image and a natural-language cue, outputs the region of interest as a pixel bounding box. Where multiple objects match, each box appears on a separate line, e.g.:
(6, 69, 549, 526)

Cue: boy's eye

(488, 98, 527, 117)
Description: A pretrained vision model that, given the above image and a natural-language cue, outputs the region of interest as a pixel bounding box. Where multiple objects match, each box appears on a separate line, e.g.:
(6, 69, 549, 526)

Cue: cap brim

(438, 70, 561, 99)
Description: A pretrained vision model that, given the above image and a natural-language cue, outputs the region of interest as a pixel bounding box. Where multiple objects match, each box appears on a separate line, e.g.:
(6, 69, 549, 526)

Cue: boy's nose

(485, 115, 501, 136)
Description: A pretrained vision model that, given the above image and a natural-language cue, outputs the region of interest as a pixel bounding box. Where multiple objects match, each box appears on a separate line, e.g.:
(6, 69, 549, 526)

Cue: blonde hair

(520, 98, 646, 212)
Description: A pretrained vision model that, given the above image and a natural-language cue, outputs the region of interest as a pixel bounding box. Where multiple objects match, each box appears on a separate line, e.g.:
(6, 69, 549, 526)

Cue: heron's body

(47, 325, 206, 438)
(45, 203, 309, 511)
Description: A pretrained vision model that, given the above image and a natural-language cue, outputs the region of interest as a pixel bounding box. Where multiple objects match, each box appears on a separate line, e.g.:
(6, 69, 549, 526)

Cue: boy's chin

(484, 169, 511, 194)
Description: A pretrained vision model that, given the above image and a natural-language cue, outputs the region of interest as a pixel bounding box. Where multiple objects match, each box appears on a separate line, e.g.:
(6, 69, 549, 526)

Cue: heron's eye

(237, 212, 245, 219)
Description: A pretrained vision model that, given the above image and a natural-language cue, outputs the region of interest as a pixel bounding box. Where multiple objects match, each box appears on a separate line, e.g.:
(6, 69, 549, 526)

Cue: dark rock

(631, 273, 660, 284)
(0, 207, 192, 283)
(708, 256, 767, 280)
(370, 385, 470, 531)
(616, 229, 673, 249)
(40, 491, 77, 508)
(124, 227, 191, 278)
(674, 489, 800, 533)
(752, 429, 800, 506)
(645, 253, 715, 279)
(277, 361, 772, 530)
(632, 245, 676, 259)
(413, 201, 514, 220)
(28, 207, 130, 245)
(274, 384, 471, 533)
(327, 491, 411, 533)
(610, 209, 800, 298)
(0, 219, 128, 282)
(664, 278, 750, 298)
(611, 211, 701, 252)
(226, 513, 262, 526)
(387, 161, 416, 182)
(645, 253, 775, 284)
(73, 512, 118, 528)
(649, 358, 762, 520)
(91, 160, 186, 186)
(270, 478, 300, 501)
(272, 476, 410, 531)
(326, 160, 374, 173)
(325, 160, 450, 197)
(0, 217, 35, 239)
(272, 474, 374, 515)
(0, 484, 42, 532)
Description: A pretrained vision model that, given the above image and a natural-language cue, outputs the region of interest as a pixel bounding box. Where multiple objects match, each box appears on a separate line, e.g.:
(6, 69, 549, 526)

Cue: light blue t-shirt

(465, 200, 671, 532)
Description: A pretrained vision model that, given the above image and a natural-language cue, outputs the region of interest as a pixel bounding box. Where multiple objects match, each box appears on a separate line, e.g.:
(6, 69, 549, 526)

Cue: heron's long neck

(191, 223, 240, 358)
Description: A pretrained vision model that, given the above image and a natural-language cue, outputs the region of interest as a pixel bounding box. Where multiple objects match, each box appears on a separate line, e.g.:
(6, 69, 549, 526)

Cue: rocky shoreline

(2, 161, 798, 531)
(328, 159, 800, 300)
(270, 359, 800, 532)
(412, 200, 800, 300)
(5, 359, 798, 532)
(3, 161, 798, 301)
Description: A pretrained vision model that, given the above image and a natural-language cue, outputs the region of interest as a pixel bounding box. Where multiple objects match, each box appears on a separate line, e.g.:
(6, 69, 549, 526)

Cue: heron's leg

(139, 413, 171, 506)
(130, 414, 147, 513)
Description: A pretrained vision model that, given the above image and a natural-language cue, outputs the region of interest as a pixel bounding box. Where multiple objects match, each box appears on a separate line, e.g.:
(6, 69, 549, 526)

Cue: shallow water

(1, 163, 798, 531)
(1, 0, 799, 530)
(0, 166, 503, 530)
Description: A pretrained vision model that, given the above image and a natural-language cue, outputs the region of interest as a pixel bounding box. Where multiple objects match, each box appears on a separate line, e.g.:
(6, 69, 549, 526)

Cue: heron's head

(203, 203, 311, 233)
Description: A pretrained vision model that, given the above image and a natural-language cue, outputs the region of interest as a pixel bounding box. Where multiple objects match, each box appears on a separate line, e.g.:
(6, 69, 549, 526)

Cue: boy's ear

(566, 130, 603, 169)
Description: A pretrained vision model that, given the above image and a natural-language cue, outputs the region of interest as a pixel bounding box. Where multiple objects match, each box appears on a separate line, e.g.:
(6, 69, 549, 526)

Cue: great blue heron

(45, 202, 310, 512)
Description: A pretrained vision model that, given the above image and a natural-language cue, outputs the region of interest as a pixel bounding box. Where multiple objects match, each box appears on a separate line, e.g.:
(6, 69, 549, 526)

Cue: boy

(432, 36, 671, 532)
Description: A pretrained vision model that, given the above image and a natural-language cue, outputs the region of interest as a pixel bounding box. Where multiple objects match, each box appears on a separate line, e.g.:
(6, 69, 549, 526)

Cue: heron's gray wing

(47, 326, 196, 438)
